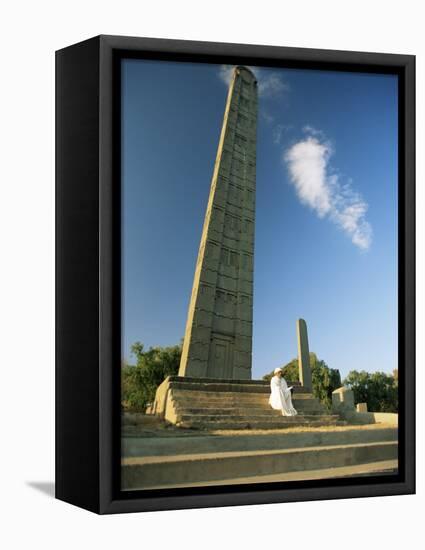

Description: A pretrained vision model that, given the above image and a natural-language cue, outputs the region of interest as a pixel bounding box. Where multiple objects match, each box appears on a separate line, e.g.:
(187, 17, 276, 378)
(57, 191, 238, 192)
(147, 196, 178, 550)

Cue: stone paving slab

(126, 459, 398, 490)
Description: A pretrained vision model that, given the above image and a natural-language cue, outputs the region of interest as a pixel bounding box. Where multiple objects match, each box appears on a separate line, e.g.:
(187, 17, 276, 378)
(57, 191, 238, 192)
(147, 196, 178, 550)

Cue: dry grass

(122, 413, 396, 438)
(209, 423, 396, 436)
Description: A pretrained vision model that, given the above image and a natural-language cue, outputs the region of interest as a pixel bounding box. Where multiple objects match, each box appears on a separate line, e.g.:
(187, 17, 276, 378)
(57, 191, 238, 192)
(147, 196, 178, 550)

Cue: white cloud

(258, 72, 290, 98)
(261, 110, 274, 125)
(218, 65, 289, 99)
(273, 124, 293, 145)
(302, 125, 325, 139)
(218, 65, 233, 85)
(284, 130, 372, 251)
(273, 125, 284, 144)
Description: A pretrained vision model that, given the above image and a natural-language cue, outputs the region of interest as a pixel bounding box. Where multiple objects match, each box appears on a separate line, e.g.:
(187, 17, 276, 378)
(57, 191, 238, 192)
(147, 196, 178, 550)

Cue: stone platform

(150, 376, 344, 430)
(121, 419, 398, 490)
(121, 377, 400, 491)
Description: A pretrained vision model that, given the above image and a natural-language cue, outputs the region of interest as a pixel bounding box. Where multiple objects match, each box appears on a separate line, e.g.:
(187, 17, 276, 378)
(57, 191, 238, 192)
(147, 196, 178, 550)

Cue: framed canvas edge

(56, 36, 102, 514)
(63, 35, 414, 514)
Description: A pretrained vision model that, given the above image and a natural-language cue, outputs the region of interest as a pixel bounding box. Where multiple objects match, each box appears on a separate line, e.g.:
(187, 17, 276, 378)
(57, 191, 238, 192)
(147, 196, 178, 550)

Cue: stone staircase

(121, 377, 398, 490)
(122, 422, 398, 490)
(151, 376, 345, 430)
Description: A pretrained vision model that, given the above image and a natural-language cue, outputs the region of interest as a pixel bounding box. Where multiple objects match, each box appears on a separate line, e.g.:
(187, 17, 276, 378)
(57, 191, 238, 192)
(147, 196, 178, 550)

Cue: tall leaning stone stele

(178, 66, 258, 380)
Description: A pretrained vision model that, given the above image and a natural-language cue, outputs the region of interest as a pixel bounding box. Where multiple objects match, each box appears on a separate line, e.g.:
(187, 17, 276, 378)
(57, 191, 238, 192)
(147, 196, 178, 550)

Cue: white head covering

(274, 368, 283, 375)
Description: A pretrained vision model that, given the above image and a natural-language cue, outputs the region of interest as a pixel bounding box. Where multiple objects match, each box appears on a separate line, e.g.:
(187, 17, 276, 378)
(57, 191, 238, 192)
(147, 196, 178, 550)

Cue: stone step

(176, 419, 346, 430)
(138, 460, 399, 489)
(168, 380, 303, 394)
(122, 427, 399, 457)
(170, 402, 317, 414)
(122, 441, 397, 490)
(172, 395, 324, 404)
(167, 375, 301, 387)
(174, 407, 326, 416)
(170, 390, 316, 402)
(177, 413, 339, 423)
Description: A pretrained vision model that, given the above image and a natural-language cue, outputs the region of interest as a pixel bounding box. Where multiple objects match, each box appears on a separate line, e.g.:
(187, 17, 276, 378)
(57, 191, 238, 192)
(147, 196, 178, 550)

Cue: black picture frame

(56, 34, 415, 514)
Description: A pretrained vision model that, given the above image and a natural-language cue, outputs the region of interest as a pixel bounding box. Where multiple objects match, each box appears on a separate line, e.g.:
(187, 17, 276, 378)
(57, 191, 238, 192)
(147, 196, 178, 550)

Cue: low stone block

(357, 402, 368, 413)
(332, 386, 355, 412)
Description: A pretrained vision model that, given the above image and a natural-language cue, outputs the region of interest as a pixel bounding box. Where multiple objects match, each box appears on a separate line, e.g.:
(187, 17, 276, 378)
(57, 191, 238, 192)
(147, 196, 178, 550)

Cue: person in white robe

(269, 368, 298, 416)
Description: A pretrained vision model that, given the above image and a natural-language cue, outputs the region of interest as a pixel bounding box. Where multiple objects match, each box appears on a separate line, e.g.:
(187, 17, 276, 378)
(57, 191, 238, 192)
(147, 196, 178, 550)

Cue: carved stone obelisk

(178, 66, 257, 379)
(297, 318, 312, 390)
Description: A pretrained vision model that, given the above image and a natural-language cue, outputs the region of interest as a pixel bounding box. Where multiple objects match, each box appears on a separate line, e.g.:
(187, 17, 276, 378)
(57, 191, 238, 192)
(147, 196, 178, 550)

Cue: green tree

(262, 352, 341, 409)
(310, 354, 342, 409)
(343, 370, 398, 413)
(262, 358, 298, 382)
(121, 341, 182, 412)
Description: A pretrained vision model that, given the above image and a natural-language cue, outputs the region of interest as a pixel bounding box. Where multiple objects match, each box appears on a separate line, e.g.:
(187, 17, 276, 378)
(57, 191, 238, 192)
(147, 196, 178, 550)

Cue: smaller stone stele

(356, 402, 368, 413)
(332, 386, 355, 413)
(296, 319, 312, 390)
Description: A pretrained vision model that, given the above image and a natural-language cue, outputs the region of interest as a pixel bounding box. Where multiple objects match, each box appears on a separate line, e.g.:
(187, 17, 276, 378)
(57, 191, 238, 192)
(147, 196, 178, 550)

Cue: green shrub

(121, 341, 182, 412)
(343, 369, 398, 412)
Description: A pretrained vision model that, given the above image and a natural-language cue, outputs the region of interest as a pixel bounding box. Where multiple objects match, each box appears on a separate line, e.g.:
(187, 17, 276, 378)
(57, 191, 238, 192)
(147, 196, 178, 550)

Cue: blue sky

(121, 59, 398, 379)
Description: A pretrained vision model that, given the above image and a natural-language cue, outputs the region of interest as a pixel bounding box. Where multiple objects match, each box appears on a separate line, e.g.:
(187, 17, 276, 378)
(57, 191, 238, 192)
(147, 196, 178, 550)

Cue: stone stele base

(150, 375, 343, 430)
